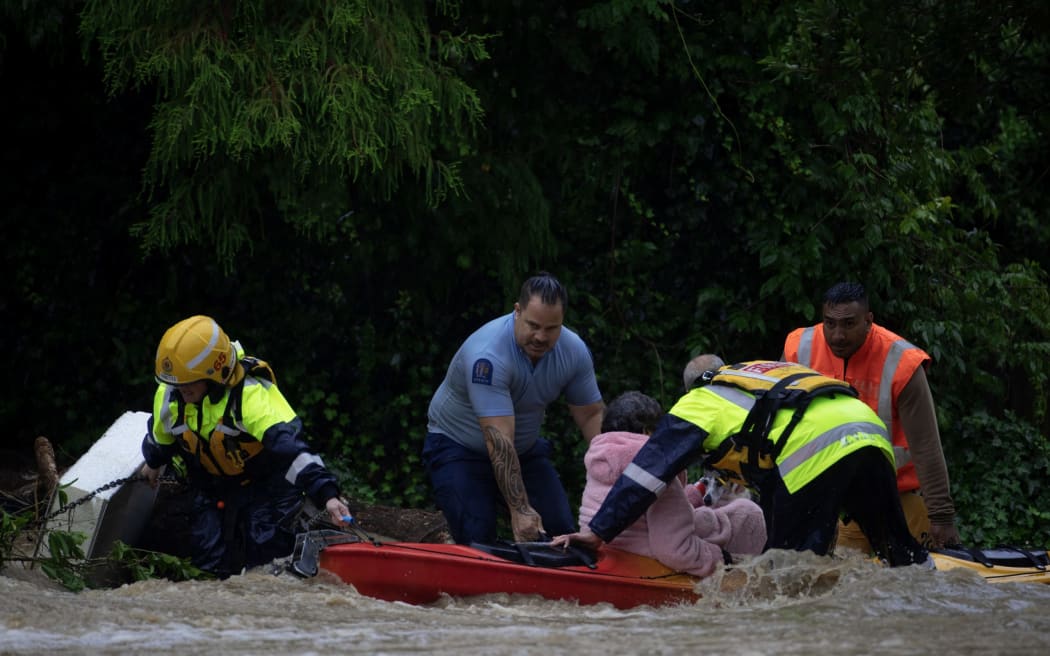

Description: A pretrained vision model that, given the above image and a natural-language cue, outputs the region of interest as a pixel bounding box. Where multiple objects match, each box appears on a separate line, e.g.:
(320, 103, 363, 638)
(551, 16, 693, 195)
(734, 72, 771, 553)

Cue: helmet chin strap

(206, 380, 227, 403)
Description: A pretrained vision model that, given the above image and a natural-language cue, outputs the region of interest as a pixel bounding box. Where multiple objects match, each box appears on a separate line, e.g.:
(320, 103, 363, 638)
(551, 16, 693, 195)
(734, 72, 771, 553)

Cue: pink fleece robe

(578, 431, 766, 577)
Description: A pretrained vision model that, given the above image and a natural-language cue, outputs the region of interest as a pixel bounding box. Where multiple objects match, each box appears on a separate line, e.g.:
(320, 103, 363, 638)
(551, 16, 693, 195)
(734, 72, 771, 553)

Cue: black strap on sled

(471, 540, 598, 570)
(934, 544, 1049, 570)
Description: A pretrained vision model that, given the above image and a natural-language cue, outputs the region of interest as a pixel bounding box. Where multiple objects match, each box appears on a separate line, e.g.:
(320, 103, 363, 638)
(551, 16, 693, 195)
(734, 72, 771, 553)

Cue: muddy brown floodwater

(3, 548, 1050, 655)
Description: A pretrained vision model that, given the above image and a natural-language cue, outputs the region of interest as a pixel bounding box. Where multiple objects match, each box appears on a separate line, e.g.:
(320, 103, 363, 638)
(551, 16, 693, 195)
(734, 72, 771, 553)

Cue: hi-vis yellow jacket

(675, 381, 892, 491)
(149, 377, 294, 479)
(142, 354, 339, 505)
(586, 361, 893, 543)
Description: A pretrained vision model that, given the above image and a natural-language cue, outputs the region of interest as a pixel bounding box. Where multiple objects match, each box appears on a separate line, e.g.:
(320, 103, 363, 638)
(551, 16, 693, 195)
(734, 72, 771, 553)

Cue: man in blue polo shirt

(424, 272, 605, 544)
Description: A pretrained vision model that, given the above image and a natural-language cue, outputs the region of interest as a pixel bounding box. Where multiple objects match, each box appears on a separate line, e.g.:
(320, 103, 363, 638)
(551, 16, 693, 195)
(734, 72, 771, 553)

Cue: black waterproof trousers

(759, 445, 928, 566)
(190, 474, 305, 578)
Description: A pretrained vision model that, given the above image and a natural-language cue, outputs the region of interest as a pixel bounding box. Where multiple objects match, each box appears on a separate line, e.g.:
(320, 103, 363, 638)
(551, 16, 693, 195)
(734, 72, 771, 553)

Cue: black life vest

(698, 360, 858, 486)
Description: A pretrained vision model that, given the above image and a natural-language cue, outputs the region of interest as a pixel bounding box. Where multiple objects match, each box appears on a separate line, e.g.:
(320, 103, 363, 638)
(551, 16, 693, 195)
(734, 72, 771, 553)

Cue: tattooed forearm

(483, 425, 531, 514)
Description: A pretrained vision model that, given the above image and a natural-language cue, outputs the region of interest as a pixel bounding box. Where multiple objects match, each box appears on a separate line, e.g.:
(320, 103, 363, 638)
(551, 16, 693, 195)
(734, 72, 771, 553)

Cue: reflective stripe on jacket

(586, 386, 892, 543)
(144, 378, 340, 505)
(149, 378, 294, 478)
(676, 386, 892, 492)
(784, 323, 930, 492)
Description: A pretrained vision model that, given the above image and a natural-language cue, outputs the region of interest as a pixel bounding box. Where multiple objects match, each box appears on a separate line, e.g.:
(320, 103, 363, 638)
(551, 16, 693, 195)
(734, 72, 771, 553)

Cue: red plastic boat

(288, 532, 1050, 608)
(290, 531, 701, 609)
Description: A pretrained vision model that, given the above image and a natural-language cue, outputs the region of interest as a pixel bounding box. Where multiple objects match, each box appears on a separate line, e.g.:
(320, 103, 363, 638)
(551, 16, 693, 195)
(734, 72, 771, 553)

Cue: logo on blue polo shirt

(472, 358, 493, 385)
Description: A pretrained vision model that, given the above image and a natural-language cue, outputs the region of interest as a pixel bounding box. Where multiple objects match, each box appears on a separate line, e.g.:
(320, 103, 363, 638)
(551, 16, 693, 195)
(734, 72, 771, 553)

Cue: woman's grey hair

(601, 391, 664, 434)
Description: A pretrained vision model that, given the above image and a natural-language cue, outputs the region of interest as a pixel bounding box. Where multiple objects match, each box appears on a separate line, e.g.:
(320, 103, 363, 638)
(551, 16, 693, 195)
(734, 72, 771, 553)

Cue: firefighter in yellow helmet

(141, 315, 351, 577)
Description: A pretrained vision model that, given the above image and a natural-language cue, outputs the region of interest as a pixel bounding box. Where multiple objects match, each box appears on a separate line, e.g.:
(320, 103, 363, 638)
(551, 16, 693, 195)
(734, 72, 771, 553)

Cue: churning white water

(2, 549, 1049, 655)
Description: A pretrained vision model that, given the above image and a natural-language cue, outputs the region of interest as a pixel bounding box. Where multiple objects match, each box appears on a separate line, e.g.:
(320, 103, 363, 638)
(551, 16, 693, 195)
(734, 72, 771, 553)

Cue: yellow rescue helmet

(155, 315, 241, 386)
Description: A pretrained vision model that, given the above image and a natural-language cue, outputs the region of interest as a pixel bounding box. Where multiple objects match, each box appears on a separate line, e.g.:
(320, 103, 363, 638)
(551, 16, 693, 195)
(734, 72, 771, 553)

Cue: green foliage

(3, 0, 1050, 552)
(0, 507, 30, 569)
(1, 505, 208, 590)
(78, 0, 490, 264)
(108, 541, 209, 583)
(950, 411, 1050, 547)
(38, 529, 89, 592)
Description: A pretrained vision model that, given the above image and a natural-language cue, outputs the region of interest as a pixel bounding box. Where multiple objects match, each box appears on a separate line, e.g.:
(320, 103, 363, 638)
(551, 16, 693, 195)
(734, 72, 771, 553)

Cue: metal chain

(32, 474, 182, 528)
(302, 505, 332, 529)
(36, 475, 332, 531)
(295, 500, 378, 544)
(33, 476, 378, 546)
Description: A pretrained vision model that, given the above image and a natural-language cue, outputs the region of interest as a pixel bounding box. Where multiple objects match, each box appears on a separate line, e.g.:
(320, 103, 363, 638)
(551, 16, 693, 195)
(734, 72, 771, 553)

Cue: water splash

(3, 552, 1050, 655)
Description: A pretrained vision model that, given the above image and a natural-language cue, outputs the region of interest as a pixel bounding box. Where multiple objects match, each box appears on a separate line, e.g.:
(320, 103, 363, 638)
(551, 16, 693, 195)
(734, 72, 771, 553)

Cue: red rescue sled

(288, 532, 1050, 609)
(290, 531, 701, 609)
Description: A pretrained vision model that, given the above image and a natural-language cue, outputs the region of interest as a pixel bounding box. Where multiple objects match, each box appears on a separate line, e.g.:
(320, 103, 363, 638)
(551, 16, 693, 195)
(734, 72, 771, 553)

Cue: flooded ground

(3, 548, 1049, 655)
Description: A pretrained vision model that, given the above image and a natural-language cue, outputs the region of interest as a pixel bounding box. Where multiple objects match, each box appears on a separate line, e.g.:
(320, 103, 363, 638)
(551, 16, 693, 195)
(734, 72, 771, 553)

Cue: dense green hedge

(949, 412, 1050, 546)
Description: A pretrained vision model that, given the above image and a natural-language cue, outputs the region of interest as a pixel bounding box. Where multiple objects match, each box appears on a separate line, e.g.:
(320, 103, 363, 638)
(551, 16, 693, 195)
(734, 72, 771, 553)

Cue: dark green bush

(950, 411, 1050, 548)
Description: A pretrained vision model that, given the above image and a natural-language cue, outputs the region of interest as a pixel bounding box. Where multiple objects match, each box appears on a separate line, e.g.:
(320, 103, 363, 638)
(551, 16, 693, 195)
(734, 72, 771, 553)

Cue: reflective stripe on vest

(877, 338, 920, 436)
(706, 384, 754, 413)
(700, 384, 890, 488)
(156, 388, 181, 436)
(777, 420, 889, 481)
(796, 326, 816, 368)
(214, 422, 240, 436)
(796, 328, 920, 439)
(159, 382, 266, 479)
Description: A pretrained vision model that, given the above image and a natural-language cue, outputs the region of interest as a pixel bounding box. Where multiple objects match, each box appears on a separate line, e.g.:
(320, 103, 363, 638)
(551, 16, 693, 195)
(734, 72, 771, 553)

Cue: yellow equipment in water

(931, 546, 1050, 584)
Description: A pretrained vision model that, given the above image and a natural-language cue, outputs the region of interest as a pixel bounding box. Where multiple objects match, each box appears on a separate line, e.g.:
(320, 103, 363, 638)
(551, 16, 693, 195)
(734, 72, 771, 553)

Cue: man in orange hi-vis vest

(782, 282, 961, 551)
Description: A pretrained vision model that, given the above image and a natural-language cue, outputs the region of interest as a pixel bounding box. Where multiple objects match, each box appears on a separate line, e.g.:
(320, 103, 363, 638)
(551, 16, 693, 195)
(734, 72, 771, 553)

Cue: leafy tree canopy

(78, 0, 490, 262)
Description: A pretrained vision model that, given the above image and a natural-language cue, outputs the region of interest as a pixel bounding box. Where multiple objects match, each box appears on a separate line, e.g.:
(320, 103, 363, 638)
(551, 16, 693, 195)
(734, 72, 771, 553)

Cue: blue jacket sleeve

(588, 413, 708, 542)
(260, 418, 342, 506)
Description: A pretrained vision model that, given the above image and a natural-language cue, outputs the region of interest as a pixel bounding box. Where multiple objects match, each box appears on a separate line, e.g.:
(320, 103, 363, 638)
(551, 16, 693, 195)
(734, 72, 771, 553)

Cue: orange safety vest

(783, 323, 930, 493)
